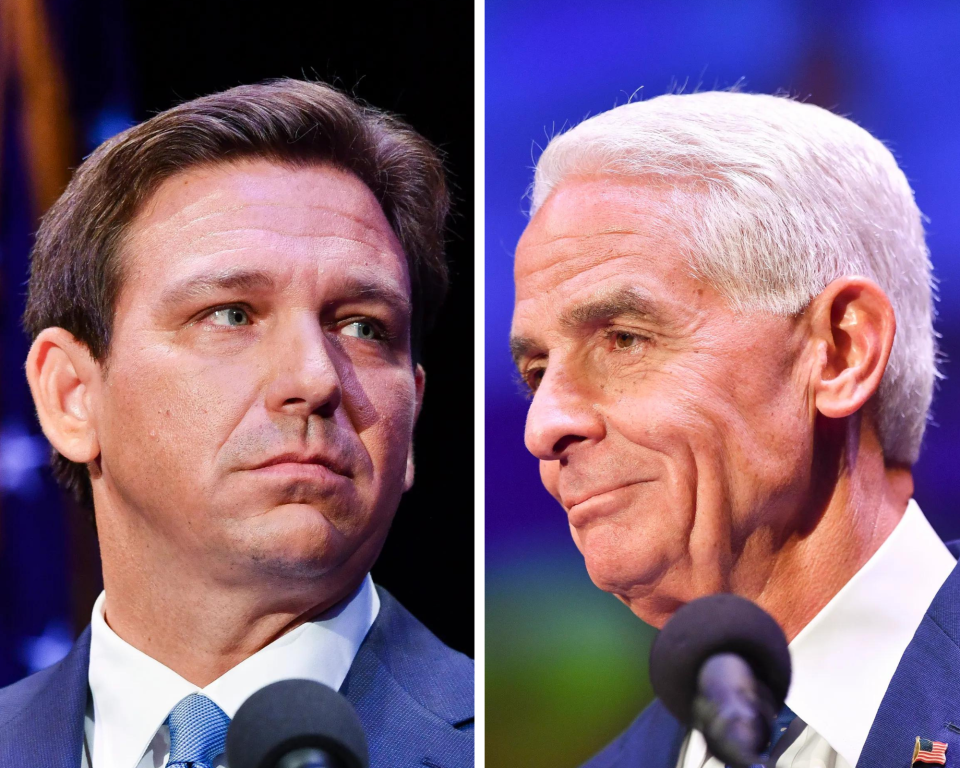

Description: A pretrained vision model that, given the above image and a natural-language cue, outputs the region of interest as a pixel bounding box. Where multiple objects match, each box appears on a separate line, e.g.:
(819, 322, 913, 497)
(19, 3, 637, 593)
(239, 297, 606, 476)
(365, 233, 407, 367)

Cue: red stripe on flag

(916, 746, 946, 765)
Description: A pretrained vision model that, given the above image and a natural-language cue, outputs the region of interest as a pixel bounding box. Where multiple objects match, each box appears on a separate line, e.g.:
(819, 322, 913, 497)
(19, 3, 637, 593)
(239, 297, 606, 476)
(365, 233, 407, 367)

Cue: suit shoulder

(0, 663, 62, 727)
(924, 551, 960, 647)
(580, 700, 684, 768)
(365, 587, 474, 726)
(0, 625, 92, 745)
(0, 626, 90, 732)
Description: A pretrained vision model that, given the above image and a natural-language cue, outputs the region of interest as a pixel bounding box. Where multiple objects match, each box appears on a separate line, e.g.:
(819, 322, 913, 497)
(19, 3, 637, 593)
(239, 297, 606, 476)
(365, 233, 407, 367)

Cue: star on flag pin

(914, 737, 948, 765)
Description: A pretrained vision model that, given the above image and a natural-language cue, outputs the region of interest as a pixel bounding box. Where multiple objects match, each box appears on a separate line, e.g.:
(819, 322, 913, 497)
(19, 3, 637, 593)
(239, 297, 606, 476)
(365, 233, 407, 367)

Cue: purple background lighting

(486, 3, 960, 766)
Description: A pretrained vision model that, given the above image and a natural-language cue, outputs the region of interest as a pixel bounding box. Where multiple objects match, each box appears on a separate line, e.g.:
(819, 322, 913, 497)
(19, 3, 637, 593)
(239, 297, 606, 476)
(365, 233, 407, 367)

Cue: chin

(583, 551, 686, 629)
(578, 523, 674, 599)
(230, 504, 352, 577)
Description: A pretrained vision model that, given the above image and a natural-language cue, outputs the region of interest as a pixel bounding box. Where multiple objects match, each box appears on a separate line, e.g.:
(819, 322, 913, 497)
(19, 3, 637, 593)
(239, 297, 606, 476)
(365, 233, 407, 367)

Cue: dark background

(486, 2, 960, 766)
(0, 0, 474, 686)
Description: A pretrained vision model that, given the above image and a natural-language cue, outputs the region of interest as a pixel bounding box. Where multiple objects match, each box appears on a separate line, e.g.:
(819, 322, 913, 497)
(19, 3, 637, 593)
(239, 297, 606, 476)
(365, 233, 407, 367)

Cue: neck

(739, 421, 913, 641)
(99, 562, 362, 688)
(95, 506, 365, 687)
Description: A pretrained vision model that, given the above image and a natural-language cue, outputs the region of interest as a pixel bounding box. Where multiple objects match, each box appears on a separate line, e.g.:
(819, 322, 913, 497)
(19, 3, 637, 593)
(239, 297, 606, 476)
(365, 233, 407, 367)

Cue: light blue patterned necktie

(165, 693, 231, 768)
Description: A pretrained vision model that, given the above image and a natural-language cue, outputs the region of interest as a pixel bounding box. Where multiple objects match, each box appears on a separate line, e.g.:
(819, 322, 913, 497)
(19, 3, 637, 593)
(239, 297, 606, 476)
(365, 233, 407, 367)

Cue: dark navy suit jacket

(0, 587, 474, 768)
(582, 542, 960, 768)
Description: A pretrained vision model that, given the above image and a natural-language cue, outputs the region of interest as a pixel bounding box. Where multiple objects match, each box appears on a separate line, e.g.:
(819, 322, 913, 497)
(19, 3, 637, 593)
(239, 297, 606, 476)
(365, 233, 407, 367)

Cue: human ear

(403, 364, 426, 492)
(25, 327, 102, 464)
(807, 277, 896, 419)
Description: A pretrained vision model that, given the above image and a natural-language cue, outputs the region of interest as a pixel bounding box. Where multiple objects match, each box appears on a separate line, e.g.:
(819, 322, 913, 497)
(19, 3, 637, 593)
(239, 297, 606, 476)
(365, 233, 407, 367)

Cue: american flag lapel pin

(913, 737, 948, 765)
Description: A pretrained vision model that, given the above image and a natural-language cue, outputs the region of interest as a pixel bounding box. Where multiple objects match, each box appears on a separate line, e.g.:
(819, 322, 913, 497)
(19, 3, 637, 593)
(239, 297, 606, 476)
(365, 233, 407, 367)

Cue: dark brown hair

(23, 78, 450, 511)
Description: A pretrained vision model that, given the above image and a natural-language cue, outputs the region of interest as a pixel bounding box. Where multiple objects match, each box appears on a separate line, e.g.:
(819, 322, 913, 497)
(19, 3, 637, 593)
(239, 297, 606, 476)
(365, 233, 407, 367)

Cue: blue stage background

(485, 2, 960, 766)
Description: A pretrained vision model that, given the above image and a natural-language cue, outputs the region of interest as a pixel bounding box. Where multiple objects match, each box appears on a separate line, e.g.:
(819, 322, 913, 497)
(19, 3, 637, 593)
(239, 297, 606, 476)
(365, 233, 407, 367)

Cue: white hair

(530, 91, 937, 465)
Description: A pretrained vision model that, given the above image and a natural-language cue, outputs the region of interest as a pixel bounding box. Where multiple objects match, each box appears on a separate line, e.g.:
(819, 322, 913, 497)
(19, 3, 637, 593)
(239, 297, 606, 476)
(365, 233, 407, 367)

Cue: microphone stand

(275, 748, 344, 768)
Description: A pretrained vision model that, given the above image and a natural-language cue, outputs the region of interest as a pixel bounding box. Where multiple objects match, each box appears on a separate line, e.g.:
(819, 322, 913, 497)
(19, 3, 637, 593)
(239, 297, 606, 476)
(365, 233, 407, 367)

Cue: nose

(524, 364, 604, 461)
(264, 315, 342, 418)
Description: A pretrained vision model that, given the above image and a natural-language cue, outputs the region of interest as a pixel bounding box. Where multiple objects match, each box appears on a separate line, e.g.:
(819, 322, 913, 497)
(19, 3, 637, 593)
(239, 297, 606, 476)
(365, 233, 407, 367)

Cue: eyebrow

(329, 274, 413, 317)
(510, 286, 661, 368)
(159, 268, 278, 310)
(509, 335, 539, 368)
(559, 286, 660, 329)
(158, 267, 412, 318)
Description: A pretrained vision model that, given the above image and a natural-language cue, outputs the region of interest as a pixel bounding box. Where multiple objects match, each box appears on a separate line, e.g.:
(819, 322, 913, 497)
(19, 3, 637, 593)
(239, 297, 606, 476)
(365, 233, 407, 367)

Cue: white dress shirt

(679, 499, 956, 768)
(83, 575, 380, 768)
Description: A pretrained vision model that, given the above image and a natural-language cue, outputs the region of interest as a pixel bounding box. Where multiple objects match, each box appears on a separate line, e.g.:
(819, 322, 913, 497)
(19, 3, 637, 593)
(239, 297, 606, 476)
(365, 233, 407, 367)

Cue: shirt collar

(88, 575, 379, 768)
(785, 499, 955, 767)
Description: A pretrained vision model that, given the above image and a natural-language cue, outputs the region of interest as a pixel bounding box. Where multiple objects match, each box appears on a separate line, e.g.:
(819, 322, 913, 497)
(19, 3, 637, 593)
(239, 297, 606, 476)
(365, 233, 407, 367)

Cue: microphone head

(649, 593, 791, 726)
(226, 679, 369, 768)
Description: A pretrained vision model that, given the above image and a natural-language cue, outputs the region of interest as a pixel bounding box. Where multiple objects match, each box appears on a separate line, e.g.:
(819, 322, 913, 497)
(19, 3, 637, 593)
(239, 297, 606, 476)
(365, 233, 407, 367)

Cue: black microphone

(226, 679, 369, 768)
(649, 594, 791, 768)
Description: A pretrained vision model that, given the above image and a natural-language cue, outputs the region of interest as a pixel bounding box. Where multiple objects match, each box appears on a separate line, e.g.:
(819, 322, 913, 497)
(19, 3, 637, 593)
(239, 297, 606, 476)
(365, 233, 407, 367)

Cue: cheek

(611, 350, 797, 456)
(100, 352, 249, 486)
(609, 370, 704, 460)
(347, 367, 417, 478)
(657, 355, 811, 516)
(706, 348, 808, 450)
(597, 370, 729, 544)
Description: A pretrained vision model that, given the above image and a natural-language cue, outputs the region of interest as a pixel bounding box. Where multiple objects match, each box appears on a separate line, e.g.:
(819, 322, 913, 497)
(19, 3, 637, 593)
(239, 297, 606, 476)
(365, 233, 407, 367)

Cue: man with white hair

(510, 91, 959, 768)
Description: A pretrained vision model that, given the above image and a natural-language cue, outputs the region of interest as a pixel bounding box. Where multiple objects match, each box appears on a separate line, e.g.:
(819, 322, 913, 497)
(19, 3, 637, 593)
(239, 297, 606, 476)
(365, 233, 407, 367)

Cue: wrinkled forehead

(512, 177, 702, 331)
(120, 159, 410, 296)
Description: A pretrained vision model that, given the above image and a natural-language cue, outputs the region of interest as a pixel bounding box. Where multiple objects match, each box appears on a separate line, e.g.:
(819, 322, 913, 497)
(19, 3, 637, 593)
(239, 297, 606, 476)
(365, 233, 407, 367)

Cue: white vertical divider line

(473, 0, 486, 762)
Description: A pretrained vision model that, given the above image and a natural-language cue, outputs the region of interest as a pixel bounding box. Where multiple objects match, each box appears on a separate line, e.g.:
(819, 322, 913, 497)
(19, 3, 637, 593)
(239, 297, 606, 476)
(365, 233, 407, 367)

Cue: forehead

(513, 176, 706, 330)
(120, 159, 409, 299)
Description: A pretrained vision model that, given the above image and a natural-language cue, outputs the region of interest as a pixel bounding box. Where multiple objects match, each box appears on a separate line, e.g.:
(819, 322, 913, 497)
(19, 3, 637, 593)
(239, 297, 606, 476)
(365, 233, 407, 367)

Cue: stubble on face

(512, 176, 816, 624)
(92, 159, 419, 595)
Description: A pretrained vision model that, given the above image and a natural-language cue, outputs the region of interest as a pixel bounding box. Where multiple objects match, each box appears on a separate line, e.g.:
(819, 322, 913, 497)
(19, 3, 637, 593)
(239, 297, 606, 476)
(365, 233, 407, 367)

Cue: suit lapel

(0, 627, 90, 768)
(340, 589, 472, 768)
(619, 701, 685, 768)
(858, 555, 960, 768)
(342, 645, 472, 768)
(581, 700, 685, 768)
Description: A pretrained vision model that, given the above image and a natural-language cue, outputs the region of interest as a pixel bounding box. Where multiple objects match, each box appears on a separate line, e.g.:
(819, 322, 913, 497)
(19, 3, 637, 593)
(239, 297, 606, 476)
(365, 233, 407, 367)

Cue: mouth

(564, 481, 653, 526)
(249, 452, 353, 478)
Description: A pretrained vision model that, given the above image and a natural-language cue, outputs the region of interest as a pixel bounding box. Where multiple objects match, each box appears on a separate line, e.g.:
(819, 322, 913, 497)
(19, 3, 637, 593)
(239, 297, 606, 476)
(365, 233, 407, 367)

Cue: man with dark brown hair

(0, 79, 473, 768)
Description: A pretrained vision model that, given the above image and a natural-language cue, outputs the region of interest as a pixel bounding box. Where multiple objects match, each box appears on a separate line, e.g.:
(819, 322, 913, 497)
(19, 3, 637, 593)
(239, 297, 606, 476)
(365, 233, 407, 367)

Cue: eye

(611, 331, 645, 350)
(207, 306, 251, 327)
(523, 366, 545, 395)
(341, 320, 382, 341)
